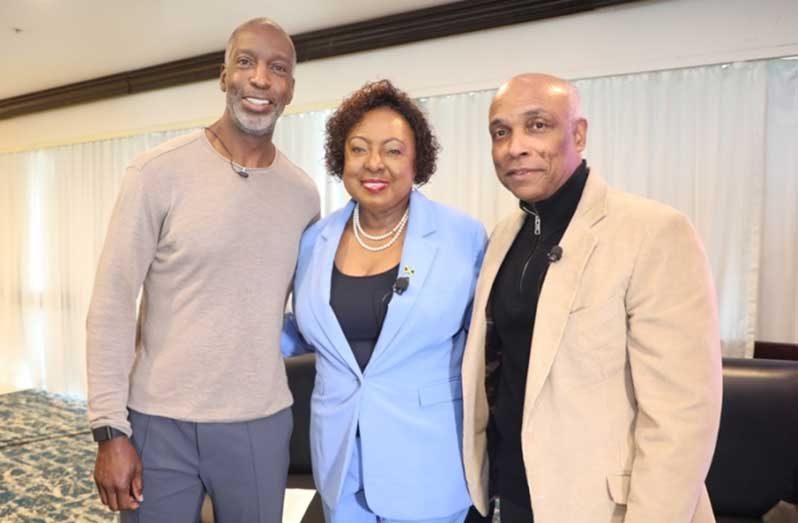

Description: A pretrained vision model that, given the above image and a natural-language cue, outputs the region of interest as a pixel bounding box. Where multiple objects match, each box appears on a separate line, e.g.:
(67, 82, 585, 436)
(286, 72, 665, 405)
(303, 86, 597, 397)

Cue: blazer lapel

(308, 200, 364, 376)
(473, 210, 526, 319)
(368, 191, 437, 368)
(522, 173, 609, 423)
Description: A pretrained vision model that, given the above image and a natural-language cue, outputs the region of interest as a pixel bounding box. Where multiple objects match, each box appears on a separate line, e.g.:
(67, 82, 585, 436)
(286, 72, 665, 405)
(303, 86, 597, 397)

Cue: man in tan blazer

(462, 73, 722, 522)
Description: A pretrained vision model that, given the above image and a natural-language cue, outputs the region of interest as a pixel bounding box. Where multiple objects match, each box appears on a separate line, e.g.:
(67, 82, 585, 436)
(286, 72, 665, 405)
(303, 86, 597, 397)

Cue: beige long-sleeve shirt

(87, 130, 320, 436)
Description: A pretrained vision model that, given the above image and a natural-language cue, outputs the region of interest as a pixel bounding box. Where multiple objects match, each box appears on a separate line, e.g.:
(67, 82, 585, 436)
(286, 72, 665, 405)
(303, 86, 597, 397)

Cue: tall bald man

(87, 18, 319, 522)
(461, 74, 722, 522)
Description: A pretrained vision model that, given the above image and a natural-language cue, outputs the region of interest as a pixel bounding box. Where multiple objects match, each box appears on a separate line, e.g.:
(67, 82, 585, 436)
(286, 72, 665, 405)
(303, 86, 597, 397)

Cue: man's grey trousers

(120, 407, 292, 523)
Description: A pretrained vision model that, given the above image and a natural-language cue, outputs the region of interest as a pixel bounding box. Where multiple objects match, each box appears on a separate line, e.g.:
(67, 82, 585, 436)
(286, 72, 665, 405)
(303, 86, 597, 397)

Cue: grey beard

(227, 94, 280, 137)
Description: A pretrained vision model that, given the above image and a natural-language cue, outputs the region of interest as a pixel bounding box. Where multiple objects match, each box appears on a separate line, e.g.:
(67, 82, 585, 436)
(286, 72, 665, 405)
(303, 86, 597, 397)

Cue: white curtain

(1, 59, 796, 397)
(758, 59, 798, 343)
(0, 130, 190, 396)
(576, 62, 769, 357)
(0, 152, 35, 392)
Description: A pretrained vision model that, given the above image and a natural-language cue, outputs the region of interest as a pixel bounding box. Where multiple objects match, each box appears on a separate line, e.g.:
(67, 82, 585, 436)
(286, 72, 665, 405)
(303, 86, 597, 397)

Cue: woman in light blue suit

(282, 80, 487, 523)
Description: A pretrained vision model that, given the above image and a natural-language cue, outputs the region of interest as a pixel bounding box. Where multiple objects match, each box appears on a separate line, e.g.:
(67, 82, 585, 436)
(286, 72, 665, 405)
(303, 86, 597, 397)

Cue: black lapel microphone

(393, 277, 410, 295)
(547, 245, 563, 263)
(235, 167, 249, 178)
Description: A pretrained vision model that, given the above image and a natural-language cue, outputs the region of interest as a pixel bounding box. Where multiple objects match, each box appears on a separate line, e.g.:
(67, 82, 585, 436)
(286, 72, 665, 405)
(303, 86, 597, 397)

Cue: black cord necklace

(204, 126, 250, 179)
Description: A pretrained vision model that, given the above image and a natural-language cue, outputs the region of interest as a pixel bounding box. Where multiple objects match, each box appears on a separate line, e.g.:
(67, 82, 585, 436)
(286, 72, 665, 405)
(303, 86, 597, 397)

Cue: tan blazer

(462, 172, 723, 523)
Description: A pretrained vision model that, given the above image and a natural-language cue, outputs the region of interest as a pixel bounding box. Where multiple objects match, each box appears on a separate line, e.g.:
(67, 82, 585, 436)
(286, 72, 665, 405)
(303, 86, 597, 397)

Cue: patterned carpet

(0, 389, 115, 522)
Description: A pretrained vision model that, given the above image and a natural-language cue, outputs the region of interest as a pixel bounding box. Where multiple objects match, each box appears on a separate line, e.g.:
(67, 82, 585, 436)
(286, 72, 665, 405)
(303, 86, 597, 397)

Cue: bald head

(225, 18, 296, 68)
(488, 73, 588, 203)
(492, 73, 582, 124)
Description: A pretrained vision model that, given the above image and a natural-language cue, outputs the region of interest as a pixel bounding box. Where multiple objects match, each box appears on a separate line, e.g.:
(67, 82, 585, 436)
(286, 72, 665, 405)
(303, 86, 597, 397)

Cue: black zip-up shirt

(488, 161, 589, 509)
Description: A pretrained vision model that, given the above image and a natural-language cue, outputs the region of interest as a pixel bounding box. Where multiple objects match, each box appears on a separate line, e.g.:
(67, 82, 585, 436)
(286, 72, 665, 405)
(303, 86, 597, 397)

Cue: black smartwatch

(92, 426, 127, 443)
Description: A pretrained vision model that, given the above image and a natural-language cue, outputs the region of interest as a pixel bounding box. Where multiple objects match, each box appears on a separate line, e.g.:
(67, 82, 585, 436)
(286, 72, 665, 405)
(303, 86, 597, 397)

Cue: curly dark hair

(325, 79, 439, 185)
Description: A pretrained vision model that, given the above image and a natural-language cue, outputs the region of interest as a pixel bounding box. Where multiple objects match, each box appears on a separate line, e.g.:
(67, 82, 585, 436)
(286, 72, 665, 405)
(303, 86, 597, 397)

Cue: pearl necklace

(353, 203, 409, 252)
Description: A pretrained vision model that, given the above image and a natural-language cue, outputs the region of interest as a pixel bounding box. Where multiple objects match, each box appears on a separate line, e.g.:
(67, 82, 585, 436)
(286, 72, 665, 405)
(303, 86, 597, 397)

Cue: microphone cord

(204, 126, 250, 178)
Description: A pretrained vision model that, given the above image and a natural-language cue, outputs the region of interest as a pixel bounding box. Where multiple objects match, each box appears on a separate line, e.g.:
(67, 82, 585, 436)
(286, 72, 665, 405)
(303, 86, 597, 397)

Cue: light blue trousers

(323, 437, 469, 523)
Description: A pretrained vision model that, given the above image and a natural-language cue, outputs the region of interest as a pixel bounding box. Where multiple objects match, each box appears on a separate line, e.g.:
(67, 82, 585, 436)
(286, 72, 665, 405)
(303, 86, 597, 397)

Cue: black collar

(519, 160, 589, 230)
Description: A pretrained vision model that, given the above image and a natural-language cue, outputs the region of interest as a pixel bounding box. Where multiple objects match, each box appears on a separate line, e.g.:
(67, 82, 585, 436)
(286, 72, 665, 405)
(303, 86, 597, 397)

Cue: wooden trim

(0, 52, 224, 119)
(0, 0, 641, 119)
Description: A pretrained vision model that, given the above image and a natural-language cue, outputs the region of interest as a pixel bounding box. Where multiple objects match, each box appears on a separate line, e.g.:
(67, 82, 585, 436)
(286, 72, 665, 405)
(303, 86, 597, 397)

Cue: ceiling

(0, 0, 456, 100)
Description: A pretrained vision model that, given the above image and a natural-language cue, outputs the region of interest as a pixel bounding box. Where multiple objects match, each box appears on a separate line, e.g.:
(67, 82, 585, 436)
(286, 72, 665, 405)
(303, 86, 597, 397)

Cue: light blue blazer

(283, 190, 487, 519)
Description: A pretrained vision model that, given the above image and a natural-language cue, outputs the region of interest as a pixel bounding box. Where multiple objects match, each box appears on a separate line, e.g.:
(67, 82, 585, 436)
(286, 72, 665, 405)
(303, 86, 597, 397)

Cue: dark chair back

(285, 353, 316, 476)
(706, 358, 798, 519)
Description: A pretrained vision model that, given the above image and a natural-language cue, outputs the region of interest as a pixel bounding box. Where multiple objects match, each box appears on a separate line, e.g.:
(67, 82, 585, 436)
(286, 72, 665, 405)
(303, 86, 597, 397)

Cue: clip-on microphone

(393, 276, 410, 295)
(547, 245, 563, 263)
